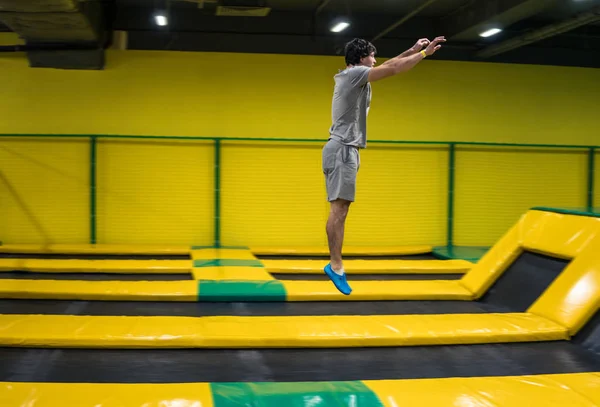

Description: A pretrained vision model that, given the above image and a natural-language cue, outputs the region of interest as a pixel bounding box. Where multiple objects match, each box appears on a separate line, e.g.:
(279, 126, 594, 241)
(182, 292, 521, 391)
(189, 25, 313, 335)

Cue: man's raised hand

(425, 36, 446, 56)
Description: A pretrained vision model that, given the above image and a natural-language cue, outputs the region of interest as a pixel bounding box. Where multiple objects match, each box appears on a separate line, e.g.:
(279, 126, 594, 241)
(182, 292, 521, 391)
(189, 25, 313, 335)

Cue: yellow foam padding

(458, 221, 522, 298)
(0, 313, 567, 348)
(460, 209, 600, 299)
(0, 259, 191, 273)
(0, 279, 198, 301)
(192, 266, 274, 280)
(522, 210, 600, 259)
(527, 236, 600, 335)
(264, 259, 471, 274)
(0, 244, 191, 254)
(2, 373, 599, 407)
(365, 372, 600, 407)
(283, 280, 474, 300)
(191, 248, 257, 260)
(251, 245, 432, 256)
(0, 382, 216, 407)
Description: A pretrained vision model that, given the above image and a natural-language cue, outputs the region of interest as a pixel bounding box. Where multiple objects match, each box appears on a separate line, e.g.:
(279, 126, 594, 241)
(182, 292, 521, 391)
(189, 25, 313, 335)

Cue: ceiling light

(330, 22, 350, 33)
(479, 28, 502, 37)
(155, 14, 168, 26)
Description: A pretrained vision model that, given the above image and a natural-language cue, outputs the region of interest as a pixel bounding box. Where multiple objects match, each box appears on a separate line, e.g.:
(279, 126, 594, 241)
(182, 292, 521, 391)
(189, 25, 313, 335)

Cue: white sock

(332, 267, 345, 276)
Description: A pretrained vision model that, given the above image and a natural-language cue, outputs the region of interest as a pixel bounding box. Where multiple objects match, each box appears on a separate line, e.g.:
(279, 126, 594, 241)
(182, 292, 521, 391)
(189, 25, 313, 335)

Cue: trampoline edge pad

(528, 238, 600, 335)
(0, 280, 198, 301)
(2, 373, 600, 407)
(0, 313, 568, 348)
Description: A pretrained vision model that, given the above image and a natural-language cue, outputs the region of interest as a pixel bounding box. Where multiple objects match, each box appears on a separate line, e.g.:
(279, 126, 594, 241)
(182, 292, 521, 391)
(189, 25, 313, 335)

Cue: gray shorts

(322, 139, 360, 202)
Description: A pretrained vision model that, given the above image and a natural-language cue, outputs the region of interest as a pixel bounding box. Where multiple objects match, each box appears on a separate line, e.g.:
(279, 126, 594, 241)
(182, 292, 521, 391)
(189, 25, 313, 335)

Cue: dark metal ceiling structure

(0, 0, 599, 70)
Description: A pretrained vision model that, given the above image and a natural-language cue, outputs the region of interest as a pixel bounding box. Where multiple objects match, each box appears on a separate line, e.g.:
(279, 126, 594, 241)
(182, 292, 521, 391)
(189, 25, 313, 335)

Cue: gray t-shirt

(328, 65, 372, 149)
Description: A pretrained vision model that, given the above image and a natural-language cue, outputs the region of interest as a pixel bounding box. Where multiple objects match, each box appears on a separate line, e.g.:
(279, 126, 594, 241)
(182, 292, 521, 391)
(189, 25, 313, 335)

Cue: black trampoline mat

(0, 272, 192, 281)
(272, 273, 463, 280)
(1, 341, 599, 383)
(0, 299, 496, 316)
(479, 251, 569, 311)
(0, 253, 190, 260)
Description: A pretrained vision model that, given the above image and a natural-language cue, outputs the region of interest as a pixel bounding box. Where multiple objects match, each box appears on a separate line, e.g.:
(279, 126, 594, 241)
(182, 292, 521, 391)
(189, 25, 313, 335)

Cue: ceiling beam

(315, 0, 333, 15)
(476, 5, 600, 58)
(371, 0, 440, 42)
(440, 0, 560, 41)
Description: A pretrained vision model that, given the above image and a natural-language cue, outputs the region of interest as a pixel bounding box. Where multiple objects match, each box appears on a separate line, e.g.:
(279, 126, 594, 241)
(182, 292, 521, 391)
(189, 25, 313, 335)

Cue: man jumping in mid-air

(322, 35, 446, 295)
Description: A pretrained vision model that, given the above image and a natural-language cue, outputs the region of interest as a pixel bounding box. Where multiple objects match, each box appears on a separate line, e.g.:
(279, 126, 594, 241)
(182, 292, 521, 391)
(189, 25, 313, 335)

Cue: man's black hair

(344, 38, 377, 66)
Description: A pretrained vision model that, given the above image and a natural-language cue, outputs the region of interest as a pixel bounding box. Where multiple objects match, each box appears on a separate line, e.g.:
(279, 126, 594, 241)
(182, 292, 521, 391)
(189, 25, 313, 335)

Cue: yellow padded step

(251, 245, 432, 256)
(0, 259, 191, 273)
(192, 266, 274, 280)
(365, 372, 600, 407)
(523, 210, 600, 259)
(2, 373, 599, 407)
(0, 382, 216, 407)
(528, 236, 600, 335)
(263, 259, 471, 274)
(0, 244, 190, 254)
(0, 280, 198, 301)
(191, 248, 257, 260)
(0, 279, 474, 301)
(282, 280, 474, 300)
(0, 313, 567, 348)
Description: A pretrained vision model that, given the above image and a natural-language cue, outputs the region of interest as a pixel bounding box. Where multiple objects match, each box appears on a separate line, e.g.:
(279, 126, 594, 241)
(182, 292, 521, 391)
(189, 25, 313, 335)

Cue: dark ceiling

(1, 0, 599, 69)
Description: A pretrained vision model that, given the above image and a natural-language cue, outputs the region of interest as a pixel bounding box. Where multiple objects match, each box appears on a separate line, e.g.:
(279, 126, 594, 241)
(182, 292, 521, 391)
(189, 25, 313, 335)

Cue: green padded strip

(432, 246, 488, 262)
(210, 381, 384, 407)
(193, 259, 264, 267)
(531, 207, 600, 218)
(198, 280, 286, 302)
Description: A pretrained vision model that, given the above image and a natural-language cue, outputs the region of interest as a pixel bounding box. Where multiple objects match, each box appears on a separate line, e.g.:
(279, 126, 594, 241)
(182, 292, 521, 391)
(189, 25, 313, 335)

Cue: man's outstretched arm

(368, 36, 446, 83)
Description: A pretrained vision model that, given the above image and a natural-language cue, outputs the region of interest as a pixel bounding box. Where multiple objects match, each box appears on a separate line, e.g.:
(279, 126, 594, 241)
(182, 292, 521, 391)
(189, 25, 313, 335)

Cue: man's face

(360, 52, 376, 67)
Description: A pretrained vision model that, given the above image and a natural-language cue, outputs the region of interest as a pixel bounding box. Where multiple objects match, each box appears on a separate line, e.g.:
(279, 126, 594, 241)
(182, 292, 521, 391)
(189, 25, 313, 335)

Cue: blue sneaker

(324, 263, 352, 295)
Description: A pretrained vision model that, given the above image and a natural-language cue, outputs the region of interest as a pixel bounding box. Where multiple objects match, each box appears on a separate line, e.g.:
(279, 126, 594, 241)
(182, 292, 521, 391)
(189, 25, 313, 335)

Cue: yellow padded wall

(221, 142, 447, 247)
(221, 141, 327, 247)
(345, 145, 448, 246)
(0, 137, 89, 244)
(96, 139, 214, 244)
(454, 147, 587, 247)
(1, 51, 599, 146)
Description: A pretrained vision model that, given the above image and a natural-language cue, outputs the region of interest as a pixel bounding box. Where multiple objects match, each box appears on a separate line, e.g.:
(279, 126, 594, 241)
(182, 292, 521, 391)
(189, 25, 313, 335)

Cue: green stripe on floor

(193, 259, 264, 267)
(190, 245, 250, 250)
(198, 280, 287, 302)
(210, 381, 384, 407)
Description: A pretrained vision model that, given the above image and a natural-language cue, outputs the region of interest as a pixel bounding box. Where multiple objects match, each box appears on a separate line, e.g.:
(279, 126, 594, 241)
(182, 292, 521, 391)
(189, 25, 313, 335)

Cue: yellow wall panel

(345, 145, 448, 246)
(0, 137, 89, 243)
(221, 141, 327, 247)
(0, 51, 598, 146)
(454, 147, 587, 247)
(96, 139, 214, 244)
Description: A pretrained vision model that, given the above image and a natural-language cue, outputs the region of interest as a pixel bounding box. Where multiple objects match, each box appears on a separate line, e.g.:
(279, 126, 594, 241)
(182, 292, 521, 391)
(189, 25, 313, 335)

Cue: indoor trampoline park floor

(0, 207, 599, 406)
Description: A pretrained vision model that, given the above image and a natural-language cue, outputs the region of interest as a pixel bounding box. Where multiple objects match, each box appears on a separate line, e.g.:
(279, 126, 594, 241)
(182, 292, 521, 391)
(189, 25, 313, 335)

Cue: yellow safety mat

(192, 266, 274, 280)
(283, 280, 474, 300)
(0, 313, 567, 348)
(0, 244, 190, 254)
(1, 373, 598, 407)
(0, 280, 197, 301)
(365, 372, 600, 407)
(0, 259, 191, 273)
(251, 245, 433, 256)
(263, 259, 471, 274)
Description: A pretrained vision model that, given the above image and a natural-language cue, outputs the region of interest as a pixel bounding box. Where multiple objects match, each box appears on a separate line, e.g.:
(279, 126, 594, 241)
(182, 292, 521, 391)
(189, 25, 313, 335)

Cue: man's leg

(326, 198, 351, 272)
